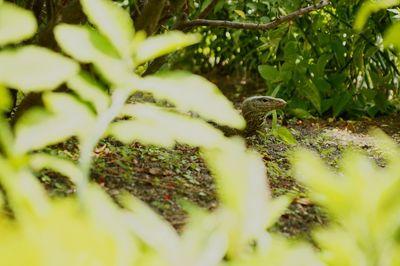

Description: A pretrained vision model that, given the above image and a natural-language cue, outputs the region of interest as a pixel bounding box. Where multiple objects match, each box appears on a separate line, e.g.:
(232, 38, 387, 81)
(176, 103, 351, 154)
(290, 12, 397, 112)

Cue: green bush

(172, 1, 399, 118)
(1, 0, 400, 265)
(0, 0, 304, 265)
(292, 130, 400, 266)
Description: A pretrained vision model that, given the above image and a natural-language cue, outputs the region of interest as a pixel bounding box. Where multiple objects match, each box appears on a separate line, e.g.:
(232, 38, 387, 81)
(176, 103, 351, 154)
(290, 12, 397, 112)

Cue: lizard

(219, 95, 287, 136)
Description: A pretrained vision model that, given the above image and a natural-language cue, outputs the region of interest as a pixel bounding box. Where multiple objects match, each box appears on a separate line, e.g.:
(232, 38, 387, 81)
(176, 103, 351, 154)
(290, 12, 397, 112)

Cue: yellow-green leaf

(29, 154, 83, 185)
(43, 92, 96, 137)
(67, 72, 110, 113)
(54, 24, 119, 63)
(80, 0, 135, 58)
(202, 138, 270, 256)
(110, 104, 224, 148)
(0, 2, 37, 46)
(265, 195, 293, 228)
(0, 46, 79, 92)
(234, 9, 246, 18)
(354, 0, 400, 31)
(135, 31, 201, 65)
(0, 85, 11, 111)
(54, 24, 134, 86)
(121, 195, 181, 265)
(137, 72, 245, 129)
(14, 109, 76, 154)
(14, 93, 95, 153)
(273, 126, 297, 145)
(384, 22, 400, 49)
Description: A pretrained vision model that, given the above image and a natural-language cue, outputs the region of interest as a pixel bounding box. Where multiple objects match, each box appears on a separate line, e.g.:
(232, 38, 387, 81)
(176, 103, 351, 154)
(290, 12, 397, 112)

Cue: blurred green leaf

(293, 133, 400, 265)
(384, 22, 400, 49)
(180, 206, 228, 266)
(265, 195, 293, 228)
(292, 149, 350, 217)
(14, 93, 95, 154)
(54, 24, 134, 86)
(54, 24, 120, 63)
(232, 235, 324, 266)
(29, 153, 83, 185)
(202, 138, 270, 257)
(313, 228, 367, 266)
(0, 85, 11, 111)
(135, 31, 201, 65)
(121, 194, 182, 265)
(0, 46, 79, 92)
(354, 0, 399, 31)
(67, 72, 110, 113)
(0, 2, 37, 46)
(80, 0, 135, 57)
(110, 104, 224, 148)
(137, 71, 245, 129)
(14, 109, 74, 154)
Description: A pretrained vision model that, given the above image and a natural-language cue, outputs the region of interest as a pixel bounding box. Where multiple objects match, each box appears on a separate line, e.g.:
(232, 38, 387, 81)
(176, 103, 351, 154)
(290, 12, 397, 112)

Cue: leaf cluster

(1, 1, 400, 266)
(0, 1, 299, 265)
(173, 0, 400, 118)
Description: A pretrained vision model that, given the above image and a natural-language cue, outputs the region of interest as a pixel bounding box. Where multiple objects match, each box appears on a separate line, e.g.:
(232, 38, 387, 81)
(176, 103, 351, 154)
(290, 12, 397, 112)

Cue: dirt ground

(35, 72, 400, 240)
(40, 89, 400, 240)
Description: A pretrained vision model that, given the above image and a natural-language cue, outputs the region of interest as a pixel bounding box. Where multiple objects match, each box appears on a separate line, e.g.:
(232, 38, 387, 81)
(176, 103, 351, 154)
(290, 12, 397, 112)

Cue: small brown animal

(241, 95, 287, 135)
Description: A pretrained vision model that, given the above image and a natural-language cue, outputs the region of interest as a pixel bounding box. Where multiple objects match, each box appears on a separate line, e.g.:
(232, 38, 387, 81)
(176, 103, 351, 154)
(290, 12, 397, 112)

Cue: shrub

(0, 0, 309, 265)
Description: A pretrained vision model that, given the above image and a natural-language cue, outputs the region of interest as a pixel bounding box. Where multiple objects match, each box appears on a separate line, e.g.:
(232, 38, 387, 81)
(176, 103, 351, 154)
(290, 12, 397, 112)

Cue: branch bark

(178, 0, 330, 30)
(134, 0, 167, 35)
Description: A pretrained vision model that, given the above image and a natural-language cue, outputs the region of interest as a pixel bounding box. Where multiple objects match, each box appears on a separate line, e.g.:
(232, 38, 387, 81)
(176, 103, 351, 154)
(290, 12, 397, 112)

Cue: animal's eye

(262, 98, 268, 102)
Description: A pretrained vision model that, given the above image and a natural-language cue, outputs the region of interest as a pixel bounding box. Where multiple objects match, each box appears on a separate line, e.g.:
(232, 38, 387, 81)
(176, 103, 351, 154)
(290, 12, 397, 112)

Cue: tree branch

(134, 0, 167, 35)
(178, 0, 330, 30)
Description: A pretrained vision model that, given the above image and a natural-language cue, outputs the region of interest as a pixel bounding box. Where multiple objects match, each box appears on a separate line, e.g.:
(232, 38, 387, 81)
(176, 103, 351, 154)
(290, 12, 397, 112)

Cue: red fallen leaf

(96, 176, 106, 187)
(164, 193, 172, 201)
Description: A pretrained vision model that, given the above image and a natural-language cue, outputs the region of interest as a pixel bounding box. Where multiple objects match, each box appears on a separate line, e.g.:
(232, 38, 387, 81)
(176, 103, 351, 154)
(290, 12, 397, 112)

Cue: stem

(0, 116, 14, 157)
(77, 88, 131, 197)
(177, 0, 330, 30)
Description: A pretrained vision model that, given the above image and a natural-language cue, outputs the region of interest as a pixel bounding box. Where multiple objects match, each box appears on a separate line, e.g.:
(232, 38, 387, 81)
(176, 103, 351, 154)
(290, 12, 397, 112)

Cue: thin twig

(178, 0, 330, 30)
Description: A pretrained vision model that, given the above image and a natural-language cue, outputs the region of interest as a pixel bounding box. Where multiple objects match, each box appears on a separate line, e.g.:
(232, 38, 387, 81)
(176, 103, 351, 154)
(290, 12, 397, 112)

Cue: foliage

(292, 130, 400, 266)
(172, 0, 400, 118)
(2, 0, 400, 265)
(0, 1, 309, 265)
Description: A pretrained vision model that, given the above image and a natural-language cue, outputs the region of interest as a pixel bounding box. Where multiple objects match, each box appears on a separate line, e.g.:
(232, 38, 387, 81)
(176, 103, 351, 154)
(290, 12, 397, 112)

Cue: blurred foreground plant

(0, 0, 316, 265)
(292, 129, 400, 266)
(2, 0, 400, 265)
